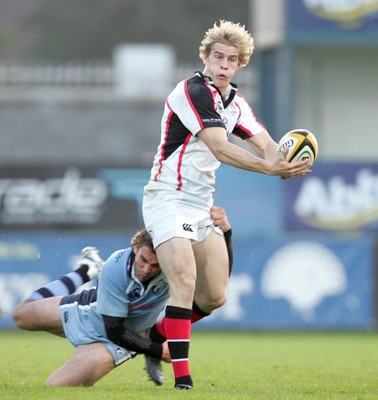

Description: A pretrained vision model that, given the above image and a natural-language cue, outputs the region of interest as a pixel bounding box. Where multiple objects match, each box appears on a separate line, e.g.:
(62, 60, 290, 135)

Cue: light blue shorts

(59, 297, 135, 366)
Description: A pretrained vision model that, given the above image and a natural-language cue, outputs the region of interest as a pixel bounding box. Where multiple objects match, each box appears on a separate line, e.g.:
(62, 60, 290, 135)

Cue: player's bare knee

(216, 293, 227, 308)
(197, 292, 227, 313)
(208, 294, 227, 311)
(12, 303, 28, 329)
(13, 301, 37, 330)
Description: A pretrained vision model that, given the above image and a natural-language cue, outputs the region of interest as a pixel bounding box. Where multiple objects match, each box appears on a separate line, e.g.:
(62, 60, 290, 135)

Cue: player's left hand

(211, 206, 231, 233)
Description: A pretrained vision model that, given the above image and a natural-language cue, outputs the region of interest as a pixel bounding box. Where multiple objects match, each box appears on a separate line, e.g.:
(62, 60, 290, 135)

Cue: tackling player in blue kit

(13, 228, 171, 386)
(13, 206, 232, 387)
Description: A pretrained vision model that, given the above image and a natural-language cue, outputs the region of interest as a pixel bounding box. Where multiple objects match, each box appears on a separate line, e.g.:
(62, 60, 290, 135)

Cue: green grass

(0, 330, 377, 399)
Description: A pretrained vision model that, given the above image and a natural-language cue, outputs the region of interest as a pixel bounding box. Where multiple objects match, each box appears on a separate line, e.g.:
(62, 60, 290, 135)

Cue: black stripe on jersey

(187, 74, 224, 126)
(232, 124, 254, 140)
(126, 251, 135, 278)
(161, 74, 226, 161)
(161, 112, 191, 160)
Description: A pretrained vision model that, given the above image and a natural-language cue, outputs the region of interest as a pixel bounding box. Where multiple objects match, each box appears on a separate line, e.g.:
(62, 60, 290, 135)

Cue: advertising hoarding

(0, 166, 149, 233)
(200, 235, 375, 330)
(0, 233, 374, 330)
(284, 163, 378, 232)
(286, 0, 378, 41)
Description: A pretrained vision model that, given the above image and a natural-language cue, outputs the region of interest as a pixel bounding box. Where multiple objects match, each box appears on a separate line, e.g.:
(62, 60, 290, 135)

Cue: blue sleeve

(96, 250, 130, 318)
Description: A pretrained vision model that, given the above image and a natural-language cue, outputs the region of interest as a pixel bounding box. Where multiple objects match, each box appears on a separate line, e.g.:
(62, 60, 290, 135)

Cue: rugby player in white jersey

(142, 20, 312, 389)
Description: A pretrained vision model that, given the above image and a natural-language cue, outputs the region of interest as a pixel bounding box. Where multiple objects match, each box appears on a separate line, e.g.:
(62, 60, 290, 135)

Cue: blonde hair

(199, 20, 254, 69)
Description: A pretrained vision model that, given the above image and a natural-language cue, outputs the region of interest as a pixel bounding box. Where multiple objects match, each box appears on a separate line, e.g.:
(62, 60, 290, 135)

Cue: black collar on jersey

(194, 71, 238, 108)
(126, 250, 135, 279)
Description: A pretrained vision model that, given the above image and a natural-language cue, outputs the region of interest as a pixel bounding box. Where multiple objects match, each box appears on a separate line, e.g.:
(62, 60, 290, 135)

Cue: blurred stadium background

(0, 0, 378, 331)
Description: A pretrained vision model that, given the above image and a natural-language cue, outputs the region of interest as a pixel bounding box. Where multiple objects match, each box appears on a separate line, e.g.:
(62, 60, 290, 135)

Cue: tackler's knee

(12, 301, 34, 330)
(196, 292, 227, 314)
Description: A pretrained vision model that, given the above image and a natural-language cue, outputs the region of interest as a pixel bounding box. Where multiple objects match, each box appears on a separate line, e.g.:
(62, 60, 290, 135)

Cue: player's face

(203, 42, 239, 93)
(134, 245, 161, 282)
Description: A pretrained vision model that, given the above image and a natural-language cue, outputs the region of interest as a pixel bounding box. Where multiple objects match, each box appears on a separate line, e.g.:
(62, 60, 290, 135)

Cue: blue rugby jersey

(60, 247, 169, 337)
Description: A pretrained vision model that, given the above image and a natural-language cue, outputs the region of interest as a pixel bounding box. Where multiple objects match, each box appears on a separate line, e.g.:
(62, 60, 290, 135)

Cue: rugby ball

(277, 129, 318, 163)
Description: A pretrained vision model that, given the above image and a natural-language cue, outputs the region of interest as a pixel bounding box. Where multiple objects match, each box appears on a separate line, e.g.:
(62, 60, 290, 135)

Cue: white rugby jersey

(145, 71, 265, 206)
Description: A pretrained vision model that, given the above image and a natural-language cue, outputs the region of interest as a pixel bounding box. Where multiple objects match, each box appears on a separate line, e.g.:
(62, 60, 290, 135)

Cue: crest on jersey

(152, 281, 164, 294)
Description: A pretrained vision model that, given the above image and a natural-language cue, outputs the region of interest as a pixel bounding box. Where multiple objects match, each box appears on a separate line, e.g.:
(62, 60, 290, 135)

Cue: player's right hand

(272, 147, 312, 179)
(161, 341, 171, 363)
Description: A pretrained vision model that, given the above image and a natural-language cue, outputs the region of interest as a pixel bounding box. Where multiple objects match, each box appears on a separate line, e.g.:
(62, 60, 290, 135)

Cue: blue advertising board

(215, 164, 283, 236)
(0, 233, 131, 328)
(0, 232, 374, 330)
(286, 0, 378, 42)
(198, 235, 375, 330)
(284, 162, 378, 232)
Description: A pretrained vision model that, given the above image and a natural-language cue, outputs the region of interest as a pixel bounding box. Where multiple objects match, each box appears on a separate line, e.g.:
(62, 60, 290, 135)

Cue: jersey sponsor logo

(202, 117, 222, 123)
(114, 250, 126, 264)
(216, 100, 229, 125)
(182, 223, 193, 232)
(130, 302, 155, 310)
(127, 288, 141, 300)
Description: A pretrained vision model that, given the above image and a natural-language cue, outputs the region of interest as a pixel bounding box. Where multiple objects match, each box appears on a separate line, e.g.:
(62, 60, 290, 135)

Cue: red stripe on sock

(164, 317, 191, 340)
(165, 317, 191, 379)
(156, 309, 204, 338)
(171, 359, 190, 379)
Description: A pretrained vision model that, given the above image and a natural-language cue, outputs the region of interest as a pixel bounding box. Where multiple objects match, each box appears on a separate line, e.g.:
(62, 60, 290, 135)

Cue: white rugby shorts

(142, 189, 223, 248)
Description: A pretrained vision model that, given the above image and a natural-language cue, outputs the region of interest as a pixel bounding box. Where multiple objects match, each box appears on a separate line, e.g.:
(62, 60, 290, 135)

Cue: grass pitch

(0, 330, 377, 400)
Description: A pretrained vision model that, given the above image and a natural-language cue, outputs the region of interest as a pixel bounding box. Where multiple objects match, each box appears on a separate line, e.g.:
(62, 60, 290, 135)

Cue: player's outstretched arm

(102, 314, 171, 362)
(246, 131, 312, 177)
(198, 127, 311, 179)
